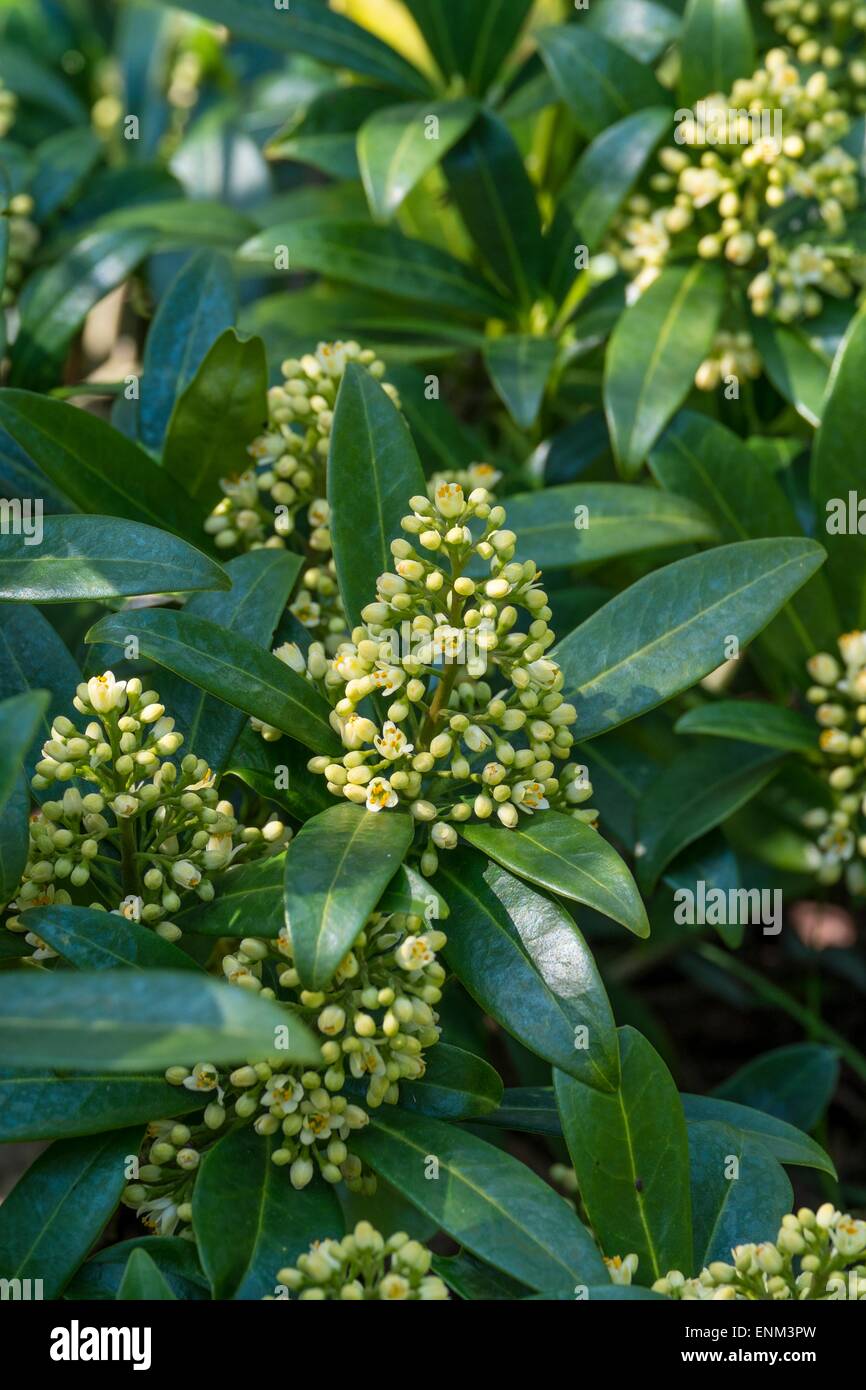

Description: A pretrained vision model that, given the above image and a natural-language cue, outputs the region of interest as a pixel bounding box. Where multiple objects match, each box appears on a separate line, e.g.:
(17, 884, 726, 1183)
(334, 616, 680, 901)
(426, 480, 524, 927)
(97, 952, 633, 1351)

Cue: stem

(120, 817, 140, 898)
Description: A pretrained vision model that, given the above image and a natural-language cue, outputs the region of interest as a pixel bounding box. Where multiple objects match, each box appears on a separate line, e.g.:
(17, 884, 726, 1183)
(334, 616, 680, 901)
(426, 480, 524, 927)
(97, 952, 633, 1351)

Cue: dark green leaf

(483, 336, 557, 427)
(473, 1086, 563, 1137)
(404, 0, 532, 93)
(30, 127, 102, 222)
(86, 608, 340, 756)
(194, 1125, 344, 1299)
(436, 847, 619, 1089)
(556, 106, 672, 249)
(555, 1027, 693, 1282)
(751, 317, 829, 428)
(176, 853, 285, 938)
(117, 1248, 178, 1300)
(0, 1068, 197, 1142)
(585, 0, 682, 61)
(681, 1094, 837, 1175)
(432, 1249, 529, 1300)
(67, 1236, 208, 1301)
(688, 1120, 792, 1269)
(538, 25, 666, 139)
(399, 1043, 503, 1119)
(358, 99, 478, 220)
(604, 262, 725, 477)
(225, 725, 334, 823)
(713, 1044, 839, 1133)
(678, 0, 755, 106)
(352, 1106, 607, 1291)
(0, 605, 79, 775)
(0, 690, 47, 906)
(461, 810, 650, 938)
(286, 803, 415, 990)
(0, 969, 320, 1071)
(676, 700, 817, 752)
(20, 904, 201, 972)
(329, 362, 427, 628)
(552, 539, 827, 739)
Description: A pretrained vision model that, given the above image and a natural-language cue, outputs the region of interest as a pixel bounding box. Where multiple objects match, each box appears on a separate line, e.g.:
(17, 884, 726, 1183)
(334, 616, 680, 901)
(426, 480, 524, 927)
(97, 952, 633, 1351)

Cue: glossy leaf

(585, 0, 681, 61)
(500, 481, 716, 569)
(285, 803, 415, 990)
(358, 99, 478, 220)
(117, 1248, 177, 1300)
(461, 810, 650, 939)
(678, 0, 755, 106)
(352, 1106, 607, 1292)
(225, 725, 334, 824)
(474, 1087, 564, 1136)
(177, 853, 286, 938)
(0, 1068, 197, 1142)
(752, 317, 829, 428)
(0, 969, 320, 1071)
(399, 1043, 503, 1119)
(239, 220, 506, 318)
(0, 391, 205, 542)
(329, 363, 427, 628)
(404, 0, 532, 93)
(162, 329, 268, 508)
(0, 690, 48, 906)
(21, 905, 201, 972)
(139, 248, 237, 450)
(681, 1094, 837, 1176)
(0, 1128, 141, 1297)
(0, 515, 228, 602)
(0, 605, 79, 775)
(555, 1027, 693, 1282)
(483, 336, 557, 428)
(635, 741, 782, 892)
(811, 299, 866, 626)
(552, 539, 827, 739)
(436, 848, 620, 1089)
(538, 25, 666, 139)
(86, 608, 340, 755)
(688, 1120, 792, 1269)
(676, 700, 817, 752)
(713, 1043, 839, 1133)
(604, 262, 725, 477)
(194, 1125, 344, 1299)
(68, 1237, 208, 1301)
(556, 106, 672, 250)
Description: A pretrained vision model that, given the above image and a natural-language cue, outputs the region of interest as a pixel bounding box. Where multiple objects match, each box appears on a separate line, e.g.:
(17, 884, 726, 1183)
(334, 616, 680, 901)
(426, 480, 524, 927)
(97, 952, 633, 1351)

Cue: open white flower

(262, 1075, 304, 1116)
(374, 721, 414, 761)
(87, 671, 126, 714)
(366, 777, 398, 812)
(116, 895, 143, 922)
(513, 780, 549, 813)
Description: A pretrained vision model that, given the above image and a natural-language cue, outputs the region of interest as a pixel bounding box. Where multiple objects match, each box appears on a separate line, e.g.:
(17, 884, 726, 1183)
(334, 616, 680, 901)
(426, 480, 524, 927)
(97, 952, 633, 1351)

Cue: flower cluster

(803, 631, 866, 890)
(304, 484, 595, 875)
(269, 1221, 450, 1300)
(5, 672, 289, 952)
(204, 341, 397, 560)
(651, 1205, 866, 1300)
(122, 906, 446, 1231)
(608, 50, 864, 342)
(765, 0, 866, 110)
(694, 329, 763, 392)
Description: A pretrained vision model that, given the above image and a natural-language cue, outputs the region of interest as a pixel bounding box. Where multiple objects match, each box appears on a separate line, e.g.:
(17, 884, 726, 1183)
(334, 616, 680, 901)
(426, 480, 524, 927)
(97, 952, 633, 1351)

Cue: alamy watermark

(675, 102, 783, 148)
(0, 496, 42, 545)
(673, 882, 782, 935)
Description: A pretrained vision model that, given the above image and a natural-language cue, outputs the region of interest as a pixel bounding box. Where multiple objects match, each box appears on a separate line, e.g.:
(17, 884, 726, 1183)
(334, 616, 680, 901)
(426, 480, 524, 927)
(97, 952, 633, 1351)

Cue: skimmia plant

(0, 0, 863, 1313)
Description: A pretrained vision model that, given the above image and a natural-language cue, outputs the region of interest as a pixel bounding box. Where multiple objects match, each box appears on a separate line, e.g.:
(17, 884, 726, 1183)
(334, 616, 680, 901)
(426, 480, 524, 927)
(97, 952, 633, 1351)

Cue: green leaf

(461, 810, 650, 939)
(151, 0, 430, 94)
(585, 0, 682, 61)
(91, 199, 255, 248)
(688, 1120, 792, 1270)
(404, 0, 532, 93)
(500, 481, 717, 569)
(0, 1068, 197, 1142)
(713, 1043, 839, 1133)
(351, 1106, 607, 1291)
(162, 329, 268, 508)
(681, 1094, 837, 1176)
(176, 853, 286, 938)
(239, 220, 506, 319)
(378, 862, 449, 921)
(398, 1043, 503, 1119)
(483, 336, 557, 428)
(635, 741, 782, 892)
(285, 803, 415, 990)
(358, 99, 478, 220)
(86, 608, 340, 756)
(0, 1128, 141, 1298)
(225, 725, 334, 824)
(442, 111, 544, 305)
(30, 127, 102, 222)
(811, 299, 866, 626)
(604, 262, 725, 477)
(68, 1236, 208, 1301)
(0, 969, 320, 1071)
(552, 539, 827, 739)
(435, 847, 620, 1090)
(678, 0, 755, 106)
(432, 1249, 529, 1300)
(538, 25, 666, 139)
(117, 1248, 178, 1300)
(9, 230, 153, 391)
(20, 904, 201, 972)
(0, 690, 48, 906)
(0, 605, 80, 775)
(751, 317, 830, 428)
(473, 1086, 563, 1137)
(329, 362, 427, 629)
(0, 391, 206, 542)
(0, 515, 228, 602)
(555, 1027, 693, 1282)
(556, 106, 672, 249)
(139, 249, 237, 451)
(194, 1125, 344, 1299)
(676, 700, 817, 753)
(157, 549, 303, 776)
(649, 412, 839, 673)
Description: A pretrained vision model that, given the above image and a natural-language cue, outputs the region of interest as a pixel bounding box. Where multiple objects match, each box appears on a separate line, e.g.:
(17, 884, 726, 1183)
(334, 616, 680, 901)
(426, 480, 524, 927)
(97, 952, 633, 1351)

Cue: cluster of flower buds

(305, 484, 595, 875)
(123, 907, 446, 1225)
(269, 1221, 450, 1300)
(608, 52, 864, 327)
(203, 342, 397, 558)
(694, 330, 763, 391)
(650, 1205, 866, 1299)
(5, 672, 289, 949)
(765, 0, 866, 109)
(803, 632, 866, 889)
